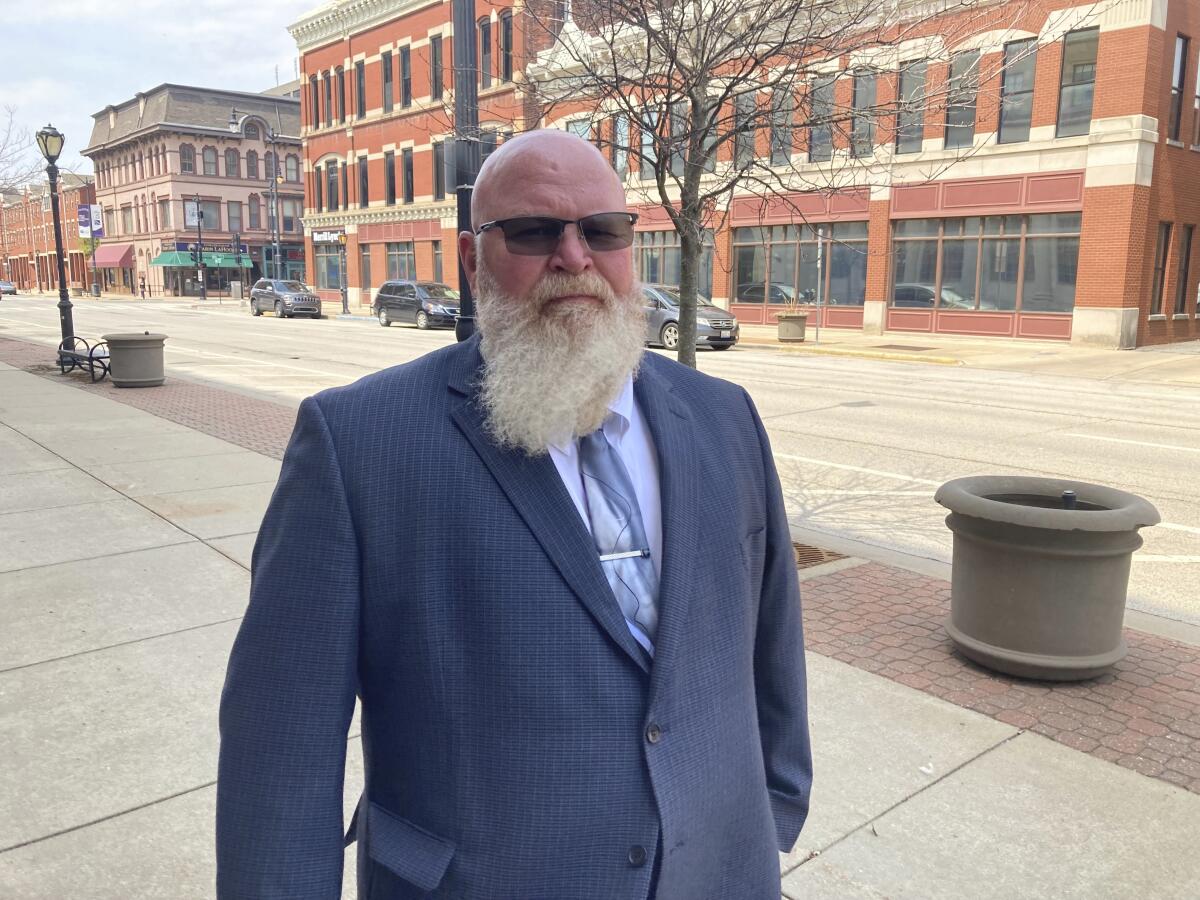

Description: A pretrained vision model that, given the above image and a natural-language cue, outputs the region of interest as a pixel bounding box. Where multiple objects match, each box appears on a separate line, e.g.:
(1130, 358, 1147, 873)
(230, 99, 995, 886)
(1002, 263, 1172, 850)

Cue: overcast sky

(3, 0, 318, 178)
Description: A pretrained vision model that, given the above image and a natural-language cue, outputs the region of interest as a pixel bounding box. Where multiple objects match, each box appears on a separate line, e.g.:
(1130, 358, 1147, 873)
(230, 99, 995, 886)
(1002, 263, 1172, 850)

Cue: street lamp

(36, 124, 74, 354)
(230, 108, 285, 280)
(338, 232, 348, 314)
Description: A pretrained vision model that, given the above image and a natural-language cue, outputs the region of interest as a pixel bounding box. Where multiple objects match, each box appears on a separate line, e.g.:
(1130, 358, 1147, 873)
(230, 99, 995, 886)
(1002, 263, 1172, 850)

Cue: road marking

(792, 489, 934, 496)
(166, 344, 348, 378)
(1063, 432, 1200, 454)
(1134, 555, 1200, 563)
(1157, 522, 1200, 536)
(772, 452, 944, 487)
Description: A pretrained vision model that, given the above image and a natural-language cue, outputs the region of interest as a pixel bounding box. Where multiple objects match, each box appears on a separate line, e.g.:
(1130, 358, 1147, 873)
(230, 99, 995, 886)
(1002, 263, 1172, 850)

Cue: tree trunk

(676, 218, 700, 369)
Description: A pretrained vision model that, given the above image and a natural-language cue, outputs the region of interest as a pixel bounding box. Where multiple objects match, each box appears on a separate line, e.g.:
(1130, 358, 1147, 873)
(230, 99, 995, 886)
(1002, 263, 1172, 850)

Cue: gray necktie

(579, 421, 659, 652)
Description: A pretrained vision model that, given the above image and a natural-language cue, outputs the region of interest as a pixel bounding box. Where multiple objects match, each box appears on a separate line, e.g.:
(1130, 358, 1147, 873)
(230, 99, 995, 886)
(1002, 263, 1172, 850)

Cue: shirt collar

(549, 375, 635, 455)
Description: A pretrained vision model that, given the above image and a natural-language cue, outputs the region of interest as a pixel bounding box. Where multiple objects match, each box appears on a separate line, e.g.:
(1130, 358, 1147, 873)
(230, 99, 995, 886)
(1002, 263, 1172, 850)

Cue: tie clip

(599, 549, 651, 562)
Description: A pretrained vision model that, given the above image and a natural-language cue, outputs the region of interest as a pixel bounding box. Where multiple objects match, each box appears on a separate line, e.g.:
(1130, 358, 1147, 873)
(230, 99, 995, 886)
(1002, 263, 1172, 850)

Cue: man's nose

(549, 223, 593, 274)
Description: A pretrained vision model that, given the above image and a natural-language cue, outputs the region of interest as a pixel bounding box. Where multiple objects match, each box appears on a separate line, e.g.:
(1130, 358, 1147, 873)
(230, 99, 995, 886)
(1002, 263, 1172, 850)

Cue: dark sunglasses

(475, 212, 639, 256)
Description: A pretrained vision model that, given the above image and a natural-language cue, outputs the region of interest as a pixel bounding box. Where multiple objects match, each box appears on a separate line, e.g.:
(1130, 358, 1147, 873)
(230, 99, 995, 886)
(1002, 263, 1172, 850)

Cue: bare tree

(527, 0, 1053, 367)
(0, 106, 41, 195)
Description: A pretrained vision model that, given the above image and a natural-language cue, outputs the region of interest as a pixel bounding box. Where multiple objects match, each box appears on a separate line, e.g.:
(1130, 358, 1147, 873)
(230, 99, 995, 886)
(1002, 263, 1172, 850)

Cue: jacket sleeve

(217, 395, 361, 899)
(744, 390, 813, 851)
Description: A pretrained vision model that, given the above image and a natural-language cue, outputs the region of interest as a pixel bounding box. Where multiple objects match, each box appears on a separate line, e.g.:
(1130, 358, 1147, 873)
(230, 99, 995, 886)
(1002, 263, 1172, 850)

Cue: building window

(896, 61, 927, 153)
(324, 71, 333, 127)
(336, 67, 346, 123)
(199, 200, 221, 231)
(770, 92, 793, 165)
(326, 161, 340, 211)
(314, 243, 342, 289)
(309, 76, 319, 128)
(999, 39, 1037, 144)
(265, 151, 277, 180)
(200, 147, 216, 176)
(640, 110, 659, 180)
(1151, 222, 1173, 315)
(157, 198, 171, 229)
(500, 12, 513, 82)
(382, 50, 394, 112)
(1175, 224, 1194, 314)
(359, 155, 369, 208)
(851, 73, 876, 157)
(945, 51, 979, 149)
(1057, 28, 1098, 138)
(225, 148, 240, 178)
(227, 200, 243, 234)
(732, 223, 867, 306)
(286, 155, 299, 182)
(479, 18, 492, 88)
(386, 241, 416, 279)
(180, 144, 195, 174)
(567, 119, 590, 141)
(245, 123, 260, 141)
(402, 148, 414, 203)
(636, 229, 714, 292)
(808, 78, 834, 162)
(401, 48, 412, 107)
(121, 206, 133, 235)
(433, 142, 445, 199)
(611, 115, 629, 178)
(356, 61, 366, 119)
(733, 94, 756, 167)
(1170, 35, 1190, 141)
(360, 244, 373, 294)
(891, 214, 1081, 313)
(246, 150, 258, 180)
(248, 195, 261, 229)
(669, 102, 687, 176)
(430, 36, 444, 101)
(282, 199, 301, 233)
(433, 240, 443, 282)
(314, 165, 324, 212)
(384, 151, 396, 204)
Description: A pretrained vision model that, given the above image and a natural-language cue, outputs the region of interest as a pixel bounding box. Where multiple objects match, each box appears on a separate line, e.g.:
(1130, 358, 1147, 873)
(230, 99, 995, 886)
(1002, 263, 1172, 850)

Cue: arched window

(265, 151, 277, 180)
(286, 154, 299, 182)
(180, 144, 195, 174)
(478, 16, 492, 89)
(151, 193, 158, 230)
(202, 146, 218, 176)
(248, 193, 262, 230)
(246, 150, 259, 180)
(225, 148, 240, 178)
(245, 123, 260, 141)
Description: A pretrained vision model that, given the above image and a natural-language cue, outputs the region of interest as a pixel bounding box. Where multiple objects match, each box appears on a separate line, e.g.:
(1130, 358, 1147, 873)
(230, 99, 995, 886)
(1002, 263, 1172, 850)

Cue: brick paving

(5, 333, 1200, 796)
(803, 561, 1200, 795)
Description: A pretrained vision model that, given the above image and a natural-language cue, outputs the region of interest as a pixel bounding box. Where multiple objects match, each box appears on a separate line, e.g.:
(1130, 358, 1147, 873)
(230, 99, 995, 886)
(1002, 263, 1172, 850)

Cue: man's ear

(458, 231, 477, 292)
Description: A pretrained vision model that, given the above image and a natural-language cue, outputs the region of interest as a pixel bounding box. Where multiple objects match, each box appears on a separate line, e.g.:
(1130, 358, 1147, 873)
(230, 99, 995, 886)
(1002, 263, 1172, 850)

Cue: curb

(739, 338, 962, 365)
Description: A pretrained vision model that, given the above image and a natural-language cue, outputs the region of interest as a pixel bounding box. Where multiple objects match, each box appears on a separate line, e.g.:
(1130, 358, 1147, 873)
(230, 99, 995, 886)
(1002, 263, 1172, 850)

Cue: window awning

(93, 243, 134, 268)
(149, 250, 249, 269)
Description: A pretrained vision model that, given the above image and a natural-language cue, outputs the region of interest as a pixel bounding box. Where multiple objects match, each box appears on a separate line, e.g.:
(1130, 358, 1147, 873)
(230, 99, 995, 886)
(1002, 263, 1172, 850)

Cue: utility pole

(452, 0, 479, 342)
(193, 194, 207, 302)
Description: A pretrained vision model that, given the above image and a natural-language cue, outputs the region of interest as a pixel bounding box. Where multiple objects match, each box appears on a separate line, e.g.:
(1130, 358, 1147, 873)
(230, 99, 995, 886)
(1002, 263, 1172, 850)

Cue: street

(3, 293, 1199, 626)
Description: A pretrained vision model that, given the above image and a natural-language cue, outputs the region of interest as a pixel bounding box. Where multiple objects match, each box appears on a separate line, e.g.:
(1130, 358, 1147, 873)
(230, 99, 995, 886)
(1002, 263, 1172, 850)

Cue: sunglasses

(475, 212, 639, 256)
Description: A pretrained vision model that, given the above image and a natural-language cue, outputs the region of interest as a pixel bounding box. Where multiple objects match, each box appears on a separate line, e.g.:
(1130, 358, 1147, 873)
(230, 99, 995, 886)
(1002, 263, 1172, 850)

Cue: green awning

(149, 250, 249, 269)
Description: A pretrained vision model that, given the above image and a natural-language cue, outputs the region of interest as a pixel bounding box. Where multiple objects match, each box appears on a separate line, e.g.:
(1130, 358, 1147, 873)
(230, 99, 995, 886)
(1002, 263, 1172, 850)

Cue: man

(217, 130, 811, 899)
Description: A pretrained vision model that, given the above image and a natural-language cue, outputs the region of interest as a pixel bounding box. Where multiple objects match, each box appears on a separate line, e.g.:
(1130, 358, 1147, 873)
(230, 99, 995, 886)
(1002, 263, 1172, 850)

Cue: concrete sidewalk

(2, 344, 1200, 899)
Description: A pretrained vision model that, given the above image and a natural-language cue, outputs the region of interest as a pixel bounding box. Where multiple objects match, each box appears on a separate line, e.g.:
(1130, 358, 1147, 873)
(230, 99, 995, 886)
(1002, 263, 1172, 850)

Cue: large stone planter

(776, 312, 809, 342)
(934, 475, 1159, 681)
(102, 332, 167, 388)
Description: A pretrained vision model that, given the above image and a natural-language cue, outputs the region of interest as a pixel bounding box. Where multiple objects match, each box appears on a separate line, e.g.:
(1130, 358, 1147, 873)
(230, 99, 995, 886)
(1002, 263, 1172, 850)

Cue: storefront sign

(78, 204, 104, 239)
(311, 230, 345, 244)
(174, 241, 248, 254)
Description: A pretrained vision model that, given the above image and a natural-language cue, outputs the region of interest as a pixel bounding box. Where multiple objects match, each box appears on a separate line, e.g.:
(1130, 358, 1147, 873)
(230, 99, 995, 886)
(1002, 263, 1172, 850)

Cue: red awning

(93, 243, 134, 268)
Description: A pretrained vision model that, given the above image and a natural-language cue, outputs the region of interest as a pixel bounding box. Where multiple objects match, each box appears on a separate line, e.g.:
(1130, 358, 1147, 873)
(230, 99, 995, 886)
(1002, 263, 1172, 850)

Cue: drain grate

(874, 344, 935, 351)
(792, 542, 847, 570)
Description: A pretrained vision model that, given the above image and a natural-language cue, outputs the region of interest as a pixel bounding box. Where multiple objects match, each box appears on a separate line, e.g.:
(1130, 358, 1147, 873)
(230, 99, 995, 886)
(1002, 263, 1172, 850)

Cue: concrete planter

(934, 475, 1159, 681)
(776, 312, 809, 342)
(102, 332, 167, 388)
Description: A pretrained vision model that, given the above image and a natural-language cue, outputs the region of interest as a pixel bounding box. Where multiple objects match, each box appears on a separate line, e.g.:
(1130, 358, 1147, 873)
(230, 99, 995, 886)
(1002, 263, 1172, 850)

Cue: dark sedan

(0, 280, 16, 296)
(643, 284, 739, 350)
(249, 279, 322, 318)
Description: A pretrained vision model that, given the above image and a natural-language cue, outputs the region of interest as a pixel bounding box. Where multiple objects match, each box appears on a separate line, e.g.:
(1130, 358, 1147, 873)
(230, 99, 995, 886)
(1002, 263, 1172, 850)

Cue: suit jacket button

(645, 723, 662, 744)
(628, 845, 648, 867)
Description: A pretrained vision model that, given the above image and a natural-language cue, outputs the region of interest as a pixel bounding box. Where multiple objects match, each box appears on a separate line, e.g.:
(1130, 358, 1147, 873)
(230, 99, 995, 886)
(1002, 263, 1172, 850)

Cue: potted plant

(776, 287, 811, 342)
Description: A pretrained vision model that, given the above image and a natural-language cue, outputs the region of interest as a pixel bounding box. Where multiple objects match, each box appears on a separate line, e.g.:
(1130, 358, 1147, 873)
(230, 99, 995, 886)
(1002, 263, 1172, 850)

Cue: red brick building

(290, 0, 1200, 348)
(1, 176, 96, 294)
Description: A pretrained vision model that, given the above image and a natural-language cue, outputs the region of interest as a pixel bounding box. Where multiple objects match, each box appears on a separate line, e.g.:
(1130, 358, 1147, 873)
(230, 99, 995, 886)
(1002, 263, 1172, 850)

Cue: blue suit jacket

(217, 337, 811, 899)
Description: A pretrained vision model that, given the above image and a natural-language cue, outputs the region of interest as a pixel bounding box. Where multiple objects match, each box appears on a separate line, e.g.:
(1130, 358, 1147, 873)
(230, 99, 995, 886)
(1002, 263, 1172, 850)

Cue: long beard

(474, 257, 646, 456)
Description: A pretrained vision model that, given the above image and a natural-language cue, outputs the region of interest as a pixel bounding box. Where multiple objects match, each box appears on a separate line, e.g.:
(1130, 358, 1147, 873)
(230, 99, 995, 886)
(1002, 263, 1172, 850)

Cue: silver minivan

(643, 284, 738, 351)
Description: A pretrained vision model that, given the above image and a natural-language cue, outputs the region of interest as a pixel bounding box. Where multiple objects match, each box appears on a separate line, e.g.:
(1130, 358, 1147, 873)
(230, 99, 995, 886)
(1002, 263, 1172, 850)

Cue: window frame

(359, 155, 369, 208)
(402, 148, 414, 204)
(1169, 35, 1190, 141)
(356, 61, 367, 120)
(382, 50, 394, 113)
(384, 151, 396, 205)
(1175, 224, 1194, 315)
(401, 47, 412, 107)
(479, 18, 492, 89)
(433, 142, 445, 200)
(500, 12, 513, 82)
(1056, 28, 1099, 138)
(431, 36, 444, 101)
(1151, 222, 1173, 315)
(202, 146, 218, 176)
(998, 39, 1037, 144)
(851, 72, 877, 157)
(944, 51, 980, 150)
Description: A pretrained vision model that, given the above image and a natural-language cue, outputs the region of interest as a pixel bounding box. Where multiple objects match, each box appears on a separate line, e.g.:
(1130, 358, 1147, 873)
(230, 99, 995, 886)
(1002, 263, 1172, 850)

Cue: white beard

(474, 255, 646, 456)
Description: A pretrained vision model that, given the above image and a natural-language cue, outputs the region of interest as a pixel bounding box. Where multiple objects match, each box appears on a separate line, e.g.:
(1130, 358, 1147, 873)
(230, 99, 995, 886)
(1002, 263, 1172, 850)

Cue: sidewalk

(2, 334, 1200, 899)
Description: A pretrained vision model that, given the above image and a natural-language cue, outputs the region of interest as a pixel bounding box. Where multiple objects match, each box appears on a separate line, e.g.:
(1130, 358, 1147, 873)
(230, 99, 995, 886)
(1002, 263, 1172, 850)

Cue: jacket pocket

(366, 801, 456, 892)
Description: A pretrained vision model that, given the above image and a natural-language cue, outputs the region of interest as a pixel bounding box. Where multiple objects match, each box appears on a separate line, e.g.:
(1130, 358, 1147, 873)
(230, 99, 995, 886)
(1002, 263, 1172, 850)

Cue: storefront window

(634, 229, 714, 295)
(314, 243, 342, 289)
(386, 241, 416, 280)
(732, 223, 866, 305)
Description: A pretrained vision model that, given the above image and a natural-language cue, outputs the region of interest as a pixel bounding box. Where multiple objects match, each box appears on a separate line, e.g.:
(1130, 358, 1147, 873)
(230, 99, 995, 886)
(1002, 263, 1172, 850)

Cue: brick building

(82, 84, 305, 297)
(290, 0, 1200, 348)
(0, 176, 96, 294)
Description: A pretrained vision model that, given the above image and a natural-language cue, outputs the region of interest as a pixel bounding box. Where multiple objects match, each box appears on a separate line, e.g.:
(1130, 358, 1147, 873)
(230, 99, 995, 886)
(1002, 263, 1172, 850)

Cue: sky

(2, 0, 319, 178)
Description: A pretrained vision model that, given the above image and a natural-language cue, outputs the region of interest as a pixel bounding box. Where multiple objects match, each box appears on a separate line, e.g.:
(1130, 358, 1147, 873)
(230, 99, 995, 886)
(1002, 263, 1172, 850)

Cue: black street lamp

(338, 232, 349, 314)
(229, 108, 285, 280)
(36, 124, 74, 353)
(452, 0, 479, 341)
(192, 193, 207, 302)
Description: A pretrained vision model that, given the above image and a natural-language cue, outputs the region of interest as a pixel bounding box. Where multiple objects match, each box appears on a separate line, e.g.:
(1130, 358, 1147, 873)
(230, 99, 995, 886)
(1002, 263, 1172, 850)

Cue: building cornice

(84, 124, 302, 158)
(302, 201, 455, 231)
(289, 0, 445, 53)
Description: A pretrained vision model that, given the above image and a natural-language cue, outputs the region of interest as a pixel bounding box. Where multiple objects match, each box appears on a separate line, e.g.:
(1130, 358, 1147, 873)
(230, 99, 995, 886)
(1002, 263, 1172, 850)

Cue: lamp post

(193, 193, 207, 302)
(229, 109, 285, 280)
(452, 0, 479, 341)
(36, 124, 74, 352)
(338, 232, 349, 314)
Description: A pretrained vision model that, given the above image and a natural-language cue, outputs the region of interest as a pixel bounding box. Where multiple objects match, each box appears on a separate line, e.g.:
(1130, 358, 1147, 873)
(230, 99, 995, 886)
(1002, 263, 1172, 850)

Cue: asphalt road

(3, 295, 1198, 626)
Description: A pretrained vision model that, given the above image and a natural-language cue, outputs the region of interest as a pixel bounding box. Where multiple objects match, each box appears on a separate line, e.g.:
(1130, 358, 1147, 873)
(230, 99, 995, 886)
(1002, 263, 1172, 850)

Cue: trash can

(102, 332, 167, 388)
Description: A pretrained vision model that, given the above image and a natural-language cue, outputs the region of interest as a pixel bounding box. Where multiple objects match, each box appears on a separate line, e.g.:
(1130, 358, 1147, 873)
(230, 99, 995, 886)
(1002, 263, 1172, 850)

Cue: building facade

(0, 176, 95, 293)
(82, 84, 305, 297)
(291, 0, 1200, 348)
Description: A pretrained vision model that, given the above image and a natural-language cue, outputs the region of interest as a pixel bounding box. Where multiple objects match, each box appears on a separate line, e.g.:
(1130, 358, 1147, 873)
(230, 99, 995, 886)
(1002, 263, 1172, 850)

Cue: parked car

(892, 283, 974, 309)
(736, 282, 798, 304)
(373, 280, 460, 329)
(0, 280, 16, 296)
(643, 284, 739, 351)
(249, 279, 321, 318)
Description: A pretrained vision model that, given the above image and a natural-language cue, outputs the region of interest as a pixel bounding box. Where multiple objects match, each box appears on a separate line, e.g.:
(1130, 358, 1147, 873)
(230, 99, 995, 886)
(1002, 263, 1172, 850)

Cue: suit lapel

(634, 358, 700, 702)
(447, 339, 651, 673)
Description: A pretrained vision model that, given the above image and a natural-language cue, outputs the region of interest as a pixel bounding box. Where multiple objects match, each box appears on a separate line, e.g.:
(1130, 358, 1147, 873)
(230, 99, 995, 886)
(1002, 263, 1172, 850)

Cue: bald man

(217, 130, 811, 900)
